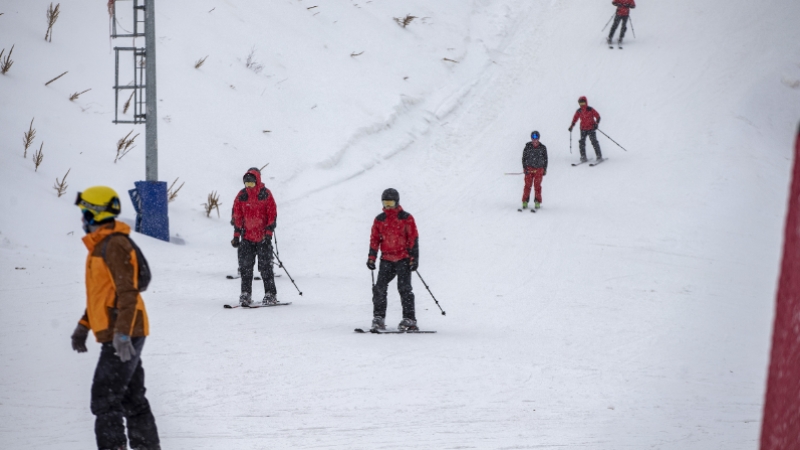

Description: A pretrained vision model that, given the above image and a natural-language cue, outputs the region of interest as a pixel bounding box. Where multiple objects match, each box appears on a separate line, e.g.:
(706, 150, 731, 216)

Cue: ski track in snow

(2, 0, 800, 449)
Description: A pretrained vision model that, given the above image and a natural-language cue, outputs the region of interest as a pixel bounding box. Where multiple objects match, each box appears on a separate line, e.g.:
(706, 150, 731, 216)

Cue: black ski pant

(373, 258, 416, 320)
(579, 130, 602, 160)
(609, 15, 629, 41)
(91, 337, 160, 450)
(238, 237, 277, 295)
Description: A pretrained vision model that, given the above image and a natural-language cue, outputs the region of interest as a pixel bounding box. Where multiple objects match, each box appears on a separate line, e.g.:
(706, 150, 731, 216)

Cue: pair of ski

(223, 302, 292, 309)
(518, 207, 538, 213)
(572, 157, 607, 167)
(354, 328, 436, 334)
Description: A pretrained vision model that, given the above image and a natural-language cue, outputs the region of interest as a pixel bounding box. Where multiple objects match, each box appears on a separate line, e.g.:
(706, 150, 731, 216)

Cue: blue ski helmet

(531, 130, 540, 140)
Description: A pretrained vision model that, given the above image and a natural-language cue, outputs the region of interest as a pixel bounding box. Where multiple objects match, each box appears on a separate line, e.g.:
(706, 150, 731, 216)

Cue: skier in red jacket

(608, 0, 636, 46)
(231, 167, 278, 307)
(367, 188, 420, 331)
(569, 96, 603, 163)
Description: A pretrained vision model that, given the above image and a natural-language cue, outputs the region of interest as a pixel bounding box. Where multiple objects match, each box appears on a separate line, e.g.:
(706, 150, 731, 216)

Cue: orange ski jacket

(78, 221, 149, 342)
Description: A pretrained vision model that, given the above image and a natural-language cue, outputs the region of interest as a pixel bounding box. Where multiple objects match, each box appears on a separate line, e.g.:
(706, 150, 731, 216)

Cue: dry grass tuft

(69, 88, 91, 101)
(245, 47, 263, 73)
(115, 130, 139, 163)
(45, 3, 61, 42)
(53, 168, 70, 197)
(393, 14, 417, 28)
(33, 143, 44, 172)
(45, 70, 68, 86)
(22, 118, 36, 158)
(167, 177, 185, 202)
(0, 45, 14, 74)
(194, 56, 208, 69)
(122, 91, 134, 114)
(203, 191, 222, 218)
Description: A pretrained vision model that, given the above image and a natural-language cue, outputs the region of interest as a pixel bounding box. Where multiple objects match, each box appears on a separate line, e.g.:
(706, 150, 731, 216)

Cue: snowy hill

(2, 0, 800, 448)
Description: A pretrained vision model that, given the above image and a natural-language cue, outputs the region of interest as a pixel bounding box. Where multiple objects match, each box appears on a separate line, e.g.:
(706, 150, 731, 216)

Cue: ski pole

(272, 250, 303, 295)
(569, 129, 573, 154)
(415, 271, 446, 316)
(596, 128, 629, 152)
(371, 269, 375, 288)
(629, 17, 636, 39)
(274, 230, 280, 259)
(601, 13, 614, 32)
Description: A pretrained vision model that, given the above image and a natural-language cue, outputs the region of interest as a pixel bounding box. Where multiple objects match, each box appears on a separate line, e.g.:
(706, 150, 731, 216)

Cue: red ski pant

(522, 167, 544, 203)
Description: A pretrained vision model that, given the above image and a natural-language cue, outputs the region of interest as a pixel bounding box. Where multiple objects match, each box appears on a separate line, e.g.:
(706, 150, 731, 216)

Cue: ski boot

(262, 293, 278, 306)
(618, 37, 623, 46)
(521, 201, 528, 210)
(607, 36, 612, 46)
(371, 316, 386, 331)
(534, 201, 541, 210)
(239, 292, 252, 307)
(580, 156, 588, 163)
(398, 318, 419, 332)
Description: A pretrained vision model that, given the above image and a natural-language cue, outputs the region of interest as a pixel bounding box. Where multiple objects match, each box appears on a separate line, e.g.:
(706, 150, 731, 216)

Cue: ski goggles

(531, 132, 540, 140)
(244, 181, 256, 188)
(74, 192, 121, 215)
(382, 200, 397, 209)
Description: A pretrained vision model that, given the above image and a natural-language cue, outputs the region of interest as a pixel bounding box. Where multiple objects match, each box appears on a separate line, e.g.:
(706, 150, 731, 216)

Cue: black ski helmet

(531, 130, 540, 140)
(381, 188, 400, 203)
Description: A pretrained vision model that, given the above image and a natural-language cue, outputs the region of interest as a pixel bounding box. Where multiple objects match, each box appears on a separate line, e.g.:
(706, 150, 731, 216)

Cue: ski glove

(367, 259, 376, 271)
(568, 126, 573, 132)
(231, 236, 240, 248)
(71, 324, 89, 353)
(409, 258, 418, 272)
(113, 332, 136, 363)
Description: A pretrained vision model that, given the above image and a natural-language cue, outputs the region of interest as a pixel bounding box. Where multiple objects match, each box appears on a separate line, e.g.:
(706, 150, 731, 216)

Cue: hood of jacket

(82, 221, 131, 252)
(244, 168, 265, 195)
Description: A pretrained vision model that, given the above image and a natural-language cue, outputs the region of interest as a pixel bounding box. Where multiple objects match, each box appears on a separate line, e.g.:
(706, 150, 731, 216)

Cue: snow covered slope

(2, 0, 800, 448)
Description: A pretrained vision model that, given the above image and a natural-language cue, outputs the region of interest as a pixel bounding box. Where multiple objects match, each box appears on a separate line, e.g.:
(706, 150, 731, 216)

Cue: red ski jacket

(231, 168, 277, 243)
(369, 206, 419, 263)
(613, 0, 636, 16)
(571, 98, 602, 131)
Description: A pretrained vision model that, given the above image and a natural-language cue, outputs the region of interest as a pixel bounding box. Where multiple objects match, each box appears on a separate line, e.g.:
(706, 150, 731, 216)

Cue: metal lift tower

(110, 0, 169, 241)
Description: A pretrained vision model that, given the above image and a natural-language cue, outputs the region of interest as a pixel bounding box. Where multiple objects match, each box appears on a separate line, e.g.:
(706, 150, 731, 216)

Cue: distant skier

(608, 0, 636, 46)
(70, 186, 161, 450)
(231, 167, 278, 307)
(569, 96, 603, 163)
(521, 130, 548, 210)
(367, 188, 420, 332)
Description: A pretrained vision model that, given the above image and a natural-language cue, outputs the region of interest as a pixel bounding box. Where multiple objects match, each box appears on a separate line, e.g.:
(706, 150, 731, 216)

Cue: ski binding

(589, 158, 607, 166)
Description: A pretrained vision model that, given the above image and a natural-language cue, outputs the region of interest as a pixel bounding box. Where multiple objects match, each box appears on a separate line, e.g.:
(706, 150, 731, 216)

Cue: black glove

(593, 124, 598, 131)
(409, 258, 418, 272)
(231, 236, 240, 248)
(568, 126, 573, 132)
(366, 259, 376, 271)
(71, 324, 89, 353)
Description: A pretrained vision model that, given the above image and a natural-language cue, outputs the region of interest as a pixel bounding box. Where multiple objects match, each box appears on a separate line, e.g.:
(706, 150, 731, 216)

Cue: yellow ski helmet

(75, 186, 121, 224)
